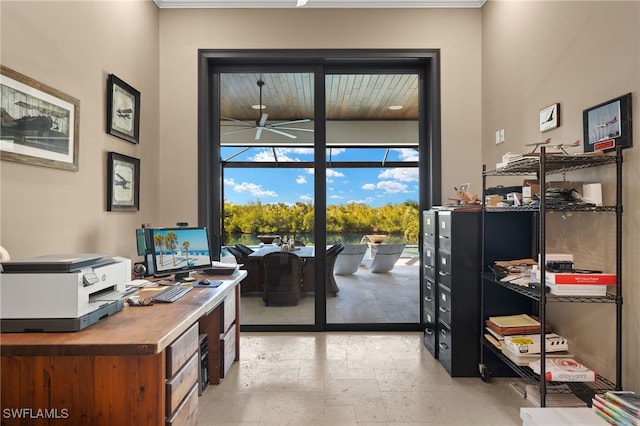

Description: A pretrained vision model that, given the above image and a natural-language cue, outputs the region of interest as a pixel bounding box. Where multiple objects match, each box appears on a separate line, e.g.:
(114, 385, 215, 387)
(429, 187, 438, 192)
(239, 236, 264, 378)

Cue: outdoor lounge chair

(368, 243, 405, 273)
(333, 244, 368, 275)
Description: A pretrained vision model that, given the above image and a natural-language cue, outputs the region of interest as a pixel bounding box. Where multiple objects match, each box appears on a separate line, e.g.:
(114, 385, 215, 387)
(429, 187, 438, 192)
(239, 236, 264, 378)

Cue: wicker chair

(262, 251, 304, 306)
(301, 243, 344, 296)
(226, 246, 263, 293)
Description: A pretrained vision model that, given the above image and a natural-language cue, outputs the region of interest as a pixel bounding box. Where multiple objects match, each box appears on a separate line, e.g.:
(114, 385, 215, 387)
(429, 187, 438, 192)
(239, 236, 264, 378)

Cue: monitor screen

(150, 227, 212, 275)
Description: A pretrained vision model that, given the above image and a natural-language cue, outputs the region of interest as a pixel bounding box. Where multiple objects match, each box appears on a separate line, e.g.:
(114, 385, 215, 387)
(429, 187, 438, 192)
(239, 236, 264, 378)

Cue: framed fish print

(107, 74, 140, 144)
(107, 151, 140, 211)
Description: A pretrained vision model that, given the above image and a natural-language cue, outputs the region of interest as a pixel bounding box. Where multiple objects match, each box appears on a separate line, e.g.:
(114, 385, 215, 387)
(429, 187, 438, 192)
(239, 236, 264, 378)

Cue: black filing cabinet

(422, 209, 438, 357)
(423, 208, 481, 377)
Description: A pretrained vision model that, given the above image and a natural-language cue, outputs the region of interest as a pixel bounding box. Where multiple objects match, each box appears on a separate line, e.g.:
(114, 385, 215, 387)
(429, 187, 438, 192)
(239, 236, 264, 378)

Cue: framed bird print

(539, 103, 560, 132)
(107, 151, 139, 211)
(107, 74, 140, 144)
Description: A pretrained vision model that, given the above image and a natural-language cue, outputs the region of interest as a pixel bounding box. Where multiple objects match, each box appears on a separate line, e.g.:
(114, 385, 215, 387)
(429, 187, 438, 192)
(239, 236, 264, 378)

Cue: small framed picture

(107, 151, 140, 211)
(107, 74, 140, 144)
(583, 93, 632, 153)
(539, 103, 560, 132)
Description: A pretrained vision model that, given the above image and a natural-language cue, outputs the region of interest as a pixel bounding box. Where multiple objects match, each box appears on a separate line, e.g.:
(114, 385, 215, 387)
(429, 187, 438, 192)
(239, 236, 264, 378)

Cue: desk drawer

(423, 279, 436, 313)
(423, 246, 436, 280)
(167, 323, 199, 378)
(220, 323, 236, 378)
(438, 322, 453, 374)
(166, 383, 198, 426)
(166, 353, 199, 416)
(437, 251, 451, 289)
(221, 290, 236, 334)
(438, 285, 452, 326)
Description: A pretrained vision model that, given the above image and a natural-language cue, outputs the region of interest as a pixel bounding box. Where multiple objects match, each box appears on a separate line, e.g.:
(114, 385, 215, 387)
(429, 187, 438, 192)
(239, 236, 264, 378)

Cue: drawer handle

(425, 296, 433, 302)
(439, 342, 449, 350)
(438, 271, 449, 277)
(425, 328, 434, 335)
(439, 307, 449, 313)
(424, 265, 433, 269)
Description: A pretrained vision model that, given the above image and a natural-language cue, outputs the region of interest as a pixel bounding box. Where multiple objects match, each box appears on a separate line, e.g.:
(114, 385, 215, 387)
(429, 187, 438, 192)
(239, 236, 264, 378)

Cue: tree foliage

(223, 200, 419, 243)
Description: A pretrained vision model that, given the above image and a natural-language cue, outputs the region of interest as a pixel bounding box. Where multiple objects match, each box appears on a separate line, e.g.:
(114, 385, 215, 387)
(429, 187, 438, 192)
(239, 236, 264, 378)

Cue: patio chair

(235, 243, 254, 256)
(301, 243, 344, 296)
(368, 243, 405, 273)
(262, 251, 304, 306)
(226, 246, 263, 293)
(333, 244, 368, 275)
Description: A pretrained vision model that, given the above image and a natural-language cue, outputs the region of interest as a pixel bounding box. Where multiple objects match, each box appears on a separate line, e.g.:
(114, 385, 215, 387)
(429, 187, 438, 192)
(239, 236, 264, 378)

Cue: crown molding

(154, 0, 486, 8)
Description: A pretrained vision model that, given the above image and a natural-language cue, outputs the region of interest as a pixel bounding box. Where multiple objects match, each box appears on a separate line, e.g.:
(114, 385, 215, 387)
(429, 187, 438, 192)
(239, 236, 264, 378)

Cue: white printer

(1, 254, 130, 332)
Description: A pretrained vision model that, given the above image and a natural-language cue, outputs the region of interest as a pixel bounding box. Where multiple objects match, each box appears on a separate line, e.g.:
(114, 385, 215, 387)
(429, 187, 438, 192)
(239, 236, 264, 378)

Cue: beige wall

(1, 0, 638, 392)
(157, 8, 482, 225)
(0, 0, 160, 261)
(482, 1, 640, 391)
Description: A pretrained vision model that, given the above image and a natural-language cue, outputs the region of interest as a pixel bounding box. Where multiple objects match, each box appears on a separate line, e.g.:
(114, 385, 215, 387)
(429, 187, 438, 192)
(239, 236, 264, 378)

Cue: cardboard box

(522, 180, 540, 201)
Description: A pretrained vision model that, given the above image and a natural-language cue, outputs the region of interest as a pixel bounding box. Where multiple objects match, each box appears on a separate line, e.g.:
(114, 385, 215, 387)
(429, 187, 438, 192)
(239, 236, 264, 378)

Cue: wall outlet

(499, 129, 505, 143)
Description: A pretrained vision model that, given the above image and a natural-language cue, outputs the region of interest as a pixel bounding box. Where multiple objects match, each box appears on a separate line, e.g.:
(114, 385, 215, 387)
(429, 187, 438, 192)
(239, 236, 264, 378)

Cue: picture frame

(0, 65, 80, 171)
(583, 93, 632, 153)
(107, 151, 140, 212)
(539, 103, 560, 132)
(107, 74, 140, 144)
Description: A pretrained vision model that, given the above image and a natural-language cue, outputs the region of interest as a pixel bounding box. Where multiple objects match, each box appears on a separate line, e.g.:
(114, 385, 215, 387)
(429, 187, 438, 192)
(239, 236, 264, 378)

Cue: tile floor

(198, 332, 529, 425)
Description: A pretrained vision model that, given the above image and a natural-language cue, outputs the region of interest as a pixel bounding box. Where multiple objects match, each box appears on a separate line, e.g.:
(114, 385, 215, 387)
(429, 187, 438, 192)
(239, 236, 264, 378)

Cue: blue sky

(222, 147, 419, 207)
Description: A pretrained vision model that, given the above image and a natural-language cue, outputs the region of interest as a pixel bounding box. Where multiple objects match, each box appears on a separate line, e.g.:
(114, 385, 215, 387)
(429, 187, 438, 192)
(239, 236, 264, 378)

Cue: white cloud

(250, 148, 301, 162)
(377, 180, 408, 194)
(296, 175, 307, 184)
(362, 183, 376, 190)
(327, 169, 345, 178)
(378, 167, 418, 182)
(300, 194, 313, 202)
(393, 148, 419, 161)
(231, 181, 278, 198)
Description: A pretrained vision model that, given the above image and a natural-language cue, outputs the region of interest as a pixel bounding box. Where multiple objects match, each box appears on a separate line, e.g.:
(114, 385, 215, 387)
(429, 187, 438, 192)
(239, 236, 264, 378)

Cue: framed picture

(0, 65, 80, 171)
(107, 74, 140, 144)
(107, 151, 140, 211)
(539, 103, 560, 132)
(583, 93, 632, 153)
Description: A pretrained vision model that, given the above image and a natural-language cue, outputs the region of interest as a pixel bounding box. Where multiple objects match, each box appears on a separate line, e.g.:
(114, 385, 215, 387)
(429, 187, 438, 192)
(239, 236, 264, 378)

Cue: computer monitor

(150, 227, 213, 279)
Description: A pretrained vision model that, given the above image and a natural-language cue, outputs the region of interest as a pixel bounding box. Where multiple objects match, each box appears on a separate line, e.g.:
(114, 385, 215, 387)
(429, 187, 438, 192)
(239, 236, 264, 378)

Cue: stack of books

(546, 271, 617, 296)
(484, 314, 573, 366)
(592, 391, 640, 425)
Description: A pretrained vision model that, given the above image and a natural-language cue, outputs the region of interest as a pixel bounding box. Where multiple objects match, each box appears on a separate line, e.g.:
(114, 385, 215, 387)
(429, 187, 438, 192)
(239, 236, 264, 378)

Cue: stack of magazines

(592, 391, 640, 425)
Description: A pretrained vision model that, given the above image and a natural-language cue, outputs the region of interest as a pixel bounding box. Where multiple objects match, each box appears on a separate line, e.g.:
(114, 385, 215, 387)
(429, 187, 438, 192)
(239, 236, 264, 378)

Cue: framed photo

(107, 151, 140, 211)
(107, 74, 140, 144)
(0, 65, 80, 171)
(583, 93, 632, 153)
(539, 103, 560, 132)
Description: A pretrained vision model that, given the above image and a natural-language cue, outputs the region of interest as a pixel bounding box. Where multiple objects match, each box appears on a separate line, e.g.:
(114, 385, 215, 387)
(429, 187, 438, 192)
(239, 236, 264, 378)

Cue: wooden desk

(0, 270, 246, 426)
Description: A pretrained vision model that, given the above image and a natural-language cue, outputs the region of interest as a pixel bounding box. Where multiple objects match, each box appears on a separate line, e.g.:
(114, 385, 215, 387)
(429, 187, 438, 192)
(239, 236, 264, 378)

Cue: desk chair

(368, 243, 405, 273)
(262, 251, 303, 306)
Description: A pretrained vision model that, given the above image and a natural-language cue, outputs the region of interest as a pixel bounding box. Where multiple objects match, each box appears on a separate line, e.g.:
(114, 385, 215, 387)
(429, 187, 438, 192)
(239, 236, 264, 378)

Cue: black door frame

(197, 49, 441, 332)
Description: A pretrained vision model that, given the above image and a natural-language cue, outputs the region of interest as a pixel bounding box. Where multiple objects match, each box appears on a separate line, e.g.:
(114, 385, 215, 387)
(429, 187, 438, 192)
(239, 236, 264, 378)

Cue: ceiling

(220, 73, 419, 122)
(154, 0, 485, 8)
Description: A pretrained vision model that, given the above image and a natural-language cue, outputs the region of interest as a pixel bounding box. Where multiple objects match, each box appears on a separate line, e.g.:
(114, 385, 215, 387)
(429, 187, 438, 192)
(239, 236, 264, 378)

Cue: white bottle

(531, 265, 539, 282)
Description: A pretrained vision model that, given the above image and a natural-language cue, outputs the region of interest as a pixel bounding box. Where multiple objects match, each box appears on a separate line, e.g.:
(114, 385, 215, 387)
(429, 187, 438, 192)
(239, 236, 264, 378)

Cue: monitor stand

(174, 271, 190, 281)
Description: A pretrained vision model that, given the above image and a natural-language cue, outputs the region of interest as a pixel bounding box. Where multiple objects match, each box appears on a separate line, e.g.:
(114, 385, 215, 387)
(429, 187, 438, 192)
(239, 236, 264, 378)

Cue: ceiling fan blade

(262, 126, 297, 139)
(221, 116, 255, 126)
(222, 127, 256, 136)
(255, 127, 264, 140)
(270, 118, 312, 126)
(258, 113, 269, 127)
(268, 126, 313, 133)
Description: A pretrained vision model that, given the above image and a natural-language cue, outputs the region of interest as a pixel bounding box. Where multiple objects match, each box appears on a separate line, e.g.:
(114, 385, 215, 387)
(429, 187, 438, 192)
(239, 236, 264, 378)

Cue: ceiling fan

(221, 79, 313, 141)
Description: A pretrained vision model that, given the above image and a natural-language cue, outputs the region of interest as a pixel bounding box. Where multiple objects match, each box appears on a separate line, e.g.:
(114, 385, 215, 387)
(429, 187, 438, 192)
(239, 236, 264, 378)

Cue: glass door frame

(197, 49, 442, 332)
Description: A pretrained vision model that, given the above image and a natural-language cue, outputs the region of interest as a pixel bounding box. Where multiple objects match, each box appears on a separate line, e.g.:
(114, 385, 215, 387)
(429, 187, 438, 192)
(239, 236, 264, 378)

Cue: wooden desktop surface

(0, 270, 246, 357)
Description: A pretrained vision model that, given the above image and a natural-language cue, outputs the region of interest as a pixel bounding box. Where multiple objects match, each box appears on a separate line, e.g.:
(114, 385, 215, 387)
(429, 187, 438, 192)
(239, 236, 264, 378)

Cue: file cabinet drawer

(437, 251, 451, 289)
(423, 246, 436, 280)
(423, 211, 436, 236)
(423, 308, 437, 357)
(438, 285, 452, 326)
(437, 322, 452, 373)
(423, 278, 436, 313)
(438, 213, 451, 237)
(166, 353, 199, 416)
(166, 383, 198, 426)
(166, 323, 199, 378)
